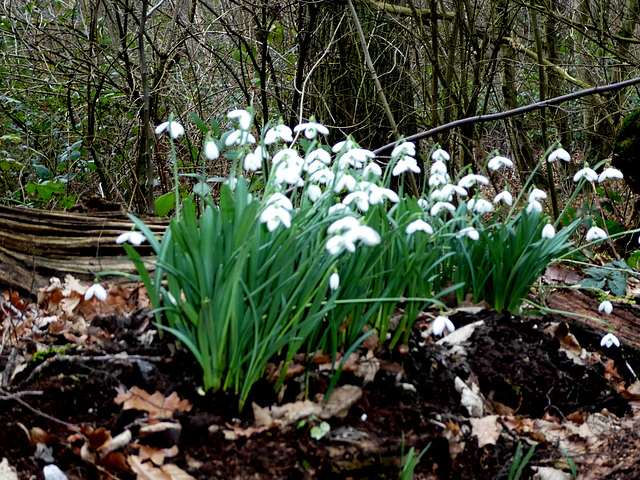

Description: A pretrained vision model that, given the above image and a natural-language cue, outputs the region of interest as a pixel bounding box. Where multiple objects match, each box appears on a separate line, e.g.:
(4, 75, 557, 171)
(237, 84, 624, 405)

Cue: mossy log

(0, 205, 168, 294)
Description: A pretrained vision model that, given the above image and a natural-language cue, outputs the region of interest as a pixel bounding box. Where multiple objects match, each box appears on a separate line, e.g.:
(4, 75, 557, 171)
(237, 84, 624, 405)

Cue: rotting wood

(0, 205, 168, 294)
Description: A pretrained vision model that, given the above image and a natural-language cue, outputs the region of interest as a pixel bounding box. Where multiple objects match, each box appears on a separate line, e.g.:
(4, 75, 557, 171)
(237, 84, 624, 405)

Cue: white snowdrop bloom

(305, 148, 332, 169)
(430, 160, 448, 177)
(541, 224, 556, 239)
(328, 204, 348, 215)
(458, 174, 489, 189)
(326, 234, 356, 255)
(225, 130, 256, 146)
(264, 124, 293, 144)
(332, 138, 358, 153)
(431, 148, 450, 163)
(327, 216, 361, 234)
(294, 121, 329, 139)
(228, 109, 252, 130)
(329, 273, 340, 291)
(441, 184, 467, 199)
(548, 148, 571, 163)
(155, 120, 185, 139)
(493, 191, 513, 205)
(392, 157, 421, 176)
(406, 219, 434, 235)
(586, 226, 608, 242)
(487, 155, 513, 171)
(305, 159, 327, 175)
(526, 200, 543, 214)
(429, 173, 449, 187)
(430, 188, 453, 202)
(343, 225, 381, 246)
(43, 465, 68, 480)
(309, 168, 335, 185)
(274, 161, 303, 186)
(367, 184, 399, 204)
(600, 332, 620, 348)
(598, 300, 613, 314)
(392, 141, 417, 158)
(306, 184, 323, 202)
(457, 227, 480, 241)
(260, 204, 292, 231)
(431, 201, 456, 216)
(573, 167, 598, 182)
(467, 198, 493, 214)
(333, 173, 358, 192)
(116, 231, 146, 246)
(343, 191, 370, 212)
(338, 148, 375, 170)
(204, 139, 219, 160)
(244, 148, 266, 171)
(85, 283, 107, 302)
(432, 315, 455, 336)
(272, 148, 302, 166)
(363, 162, 382, 179)
(598, 168, 624, 183)
(265, 192, 293, 211)
(528, 188, 548, 202)
(417, 198, 429, 210)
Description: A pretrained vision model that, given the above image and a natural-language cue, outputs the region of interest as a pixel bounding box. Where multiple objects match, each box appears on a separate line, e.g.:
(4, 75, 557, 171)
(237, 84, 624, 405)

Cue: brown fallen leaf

(128, 455, 196, 480)
(114, 386, 192, 420)
(469, 415, 502, 448)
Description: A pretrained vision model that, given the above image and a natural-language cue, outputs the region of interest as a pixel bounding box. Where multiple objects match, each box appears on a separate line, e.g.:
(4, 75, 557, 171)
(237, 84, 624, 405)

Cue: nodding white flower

(541, 224, 556, 239)
(344, 225, 381, 246)
(548, 148, 571, 163)
(309, 168, 335, 186)
(528, 188, 547, 202)
(598, 168, 624, 183)
(598, 300, 613, 315)
(155, 120, 185, 139)
(244, 145, 269, 171)
(204, 139, 219, 160)
(306, 184, 323, 202)
(586, 226, 608, 242)
(264, 124, 293, 144)
(467, 198, 494, 214)
(332, 138, 358, 153)
(573, 167, 598, 182)
(406, 219, 434, 235)
(363, 162, 383, 179)
(225, 130, 256, 146)
(343, 191, 370, 212)
(272, 148, 302, 166)
(326, 234, 356, 255)
(431, 149, 450, 163)
(526, 200, 543, 214)
(329, 273, 340, 291)
(367, 184, 399, 204)
(432, 315, 455, 336)
(458, 174, 489, 189)
(493, 191, 513, 205)
(600, 332, 620, 348)
(429, 173, 449, 187)
(487, 155, 514, 171)
(417, 198, 429, 210)
(274, 161, 303, 186)
(260, 204, 292, 231)
(430, 160, 448, 177)
(228, 109, 252, 131)
(265, 192, 293, 211)
(85, 283, 107, 302)
(294, 120, 329, 139)
(430, 189, 453, 202)
(338, 148, 375, 170)
(431, 202, 456, 216)
(457, 227, 480, 241)
(393, 157, 421, 176)
(116, 231, 146, 246)
(304, 149, 332, 169)
(392, 141, 417, 158)
(333, 173, 358, 192)
(328, 216, 361, 234)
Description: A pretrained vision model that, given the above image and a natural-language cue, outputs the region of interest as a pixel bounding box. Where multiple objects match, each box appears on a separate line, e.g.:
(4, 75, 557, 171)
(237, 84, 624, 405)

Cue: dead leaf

(252, 402, 274, 428)
(114, 386, 192, 420)
(138, 445, 179, 466)
(319, 385, 362, 419)
(532, 466, 573, 480)
(469, 415, 502, 448)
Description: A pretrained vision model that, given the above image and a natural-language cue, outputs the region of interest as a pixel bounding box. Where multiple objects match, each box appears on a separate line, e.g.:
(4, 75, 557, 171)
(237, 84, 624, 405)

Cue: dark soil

(0, 308, 636, 480)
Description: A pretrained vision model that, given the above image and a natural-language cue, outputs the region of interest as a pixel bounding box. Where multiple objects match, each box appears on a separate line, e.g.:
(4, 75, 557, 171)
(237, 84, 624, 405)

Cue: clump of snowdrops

(118, 108, 627, 409)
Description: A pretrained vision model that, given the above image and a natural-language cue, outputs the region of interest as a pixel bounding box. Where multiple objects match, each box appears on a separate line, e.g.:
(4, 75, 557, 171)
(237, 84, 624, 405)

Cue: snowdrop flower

(304, 149, 332, 169)
(363, 162, 382, 179)
(294, 120, 329, 139)
(600, 332, 620, 348)
(467, 198, 494, 214)
(493, 191, 513, 205)
(344, 225, 381, 246)
(116, 231, 146, 246)
(367, 184, 399, 204)
(326, 234, 356, 254)
(430, 188, 453, 202)
(430, 160, 448, 177)
(329, 273, 340, 291)
(264, 124, 293, 144)
(328, 204, 348, 215)
(432, 315, 455, 336)
(260, 204, 292, 231)
(573, 167, 598, 182)
(598, 300, 613, 314)
(392, 141, 416, 158)
(598, 168, 624, 183)
(431, 148, 450, 163)
(328, 216, 361, 234)
(431, 202, 456, 216)
(204, 139, 219, 160)
(541, 224, 556, 239)
(332, 138, 358, 153)
(458, 174, 489, 188)
(309, 168, 335, 185)
(548, 148, 571, 163)
(586, 226, 608, 242)
(528, 188, 547, 202)
(265, 192, 293, 211)
(487, 155, 514, 171)
(406, 219, 434, 235)
(333, 173, 358, 192)
(306, 184, 323, 202)
(417, 198, 429, 210)
(155, 120, 185, 139)
(457, 227, 480, 241)
(228, 109, 252, 130)
(244, 145, 268, 171)
(393, 156, 421, 176)
(338, 148, 375, 170)
(225, 130, 256, 146)
(272, 148, 302, 166)
(85, 282, 107, 302)
(343, 191, 370, 212)
(429, 173, 449, 187)
(526, 200, 543, 214)
(274, 161, 303, 186)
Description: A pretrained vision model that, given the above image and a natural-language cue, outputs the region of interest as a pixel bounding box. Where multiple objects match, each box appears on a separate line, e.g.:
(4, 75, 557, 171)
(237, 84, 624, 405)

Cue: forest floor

(2, 270, 640, 480)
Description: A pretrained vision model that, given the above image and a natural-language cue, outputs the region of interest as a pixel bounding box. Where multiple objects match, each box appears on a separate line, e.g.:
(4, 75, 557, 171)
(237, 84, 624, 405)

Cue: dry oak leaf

(114, 386, 192, 420)
(128, 455, 196, 480)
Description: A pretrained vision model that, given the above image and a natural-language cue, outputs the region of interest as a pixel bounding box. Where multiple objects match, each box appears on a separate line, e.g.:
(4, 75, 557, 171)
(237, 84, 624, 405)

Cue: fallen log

(0, 204, 168, 294)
